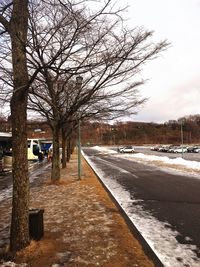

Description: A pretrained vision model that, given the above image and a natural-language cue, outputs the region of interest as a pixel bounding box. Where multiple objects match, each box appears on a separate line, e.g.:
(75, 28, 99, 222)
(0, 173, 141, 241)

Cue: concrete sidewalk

(0, 153, 155, 267)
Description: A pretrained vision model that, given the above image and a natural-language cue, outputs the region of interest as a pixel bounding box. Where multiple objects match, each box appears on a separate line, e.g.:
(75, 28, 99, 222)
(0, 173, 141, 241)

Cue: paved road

(83, 147, 200, 266)
(0, 160, 50, 249)
(0, 160, 49, 199)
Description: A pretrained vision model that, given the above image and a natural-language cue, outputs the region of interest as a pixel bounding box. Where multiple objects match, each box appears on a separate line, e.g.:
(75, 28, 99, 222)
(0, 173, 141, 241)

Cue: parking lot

(133, 145, 200, 162)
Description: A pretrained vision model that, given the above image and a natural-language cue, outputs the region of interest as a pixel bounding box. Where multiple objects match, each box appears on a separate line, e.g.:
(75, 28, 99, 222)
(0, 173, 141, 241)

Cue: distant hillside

(81, 116, 200, 145)
(1, 114, 200, 146)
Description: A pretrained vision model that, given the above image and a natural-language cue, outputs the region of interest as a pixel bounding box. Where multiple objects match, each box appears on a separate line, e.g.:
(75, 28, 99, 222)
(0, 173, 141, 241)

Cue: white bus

(0, 133, 47, 165)
(27, 139, 44, 161)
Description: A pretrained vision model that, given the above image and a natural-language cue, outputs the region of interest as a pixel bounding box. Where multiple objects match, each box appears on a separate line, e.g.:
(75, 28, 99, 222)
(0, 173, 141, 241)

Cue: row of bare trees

(0, 0, 168, 255)
(81, 117, 200, 146)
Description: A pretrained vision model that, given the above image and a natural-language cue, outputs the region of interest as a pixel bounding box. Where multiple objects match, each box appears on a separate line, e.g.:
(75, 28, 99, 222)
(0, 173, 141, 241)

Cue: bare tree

(0, 1, 168, 253)
(0, 0, 30, 252)
(26, 0, 168, 182)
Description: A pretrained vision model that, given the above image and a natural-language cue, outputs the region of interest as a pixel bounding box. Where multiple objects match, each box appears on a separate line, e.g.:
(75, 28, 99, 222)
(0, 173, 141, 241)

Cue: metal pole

(78, 117, 81, 179)
(76, 75, 83, 179)
(181, 121, 184, 158)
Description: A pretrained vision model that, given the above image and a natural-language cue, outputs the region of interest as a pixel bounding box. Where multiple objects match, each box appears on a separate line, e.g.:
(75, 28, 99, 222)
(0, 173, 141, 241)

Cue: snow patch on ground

(93, 146, 118, 155)
(93, 146, 200, 178)
(0, 187, 12, 202)
(0, 262, 27, 267)
(121, 152, 200, 170)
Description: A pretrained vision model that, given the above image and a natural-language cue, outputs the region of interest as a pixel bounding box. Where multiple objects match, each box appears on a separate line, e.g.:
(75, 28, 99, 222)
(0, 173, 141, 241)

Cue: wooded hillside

(1, 114, 200, 146)
(81, 115, 200, 145)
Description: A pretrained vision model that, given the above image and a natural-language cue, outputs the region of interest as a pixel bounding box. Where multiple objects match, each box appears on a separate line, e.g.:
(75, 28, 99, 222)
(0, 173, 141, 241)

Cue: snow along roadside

(93, 146, 200, 178)
(82, 147, 200, 267)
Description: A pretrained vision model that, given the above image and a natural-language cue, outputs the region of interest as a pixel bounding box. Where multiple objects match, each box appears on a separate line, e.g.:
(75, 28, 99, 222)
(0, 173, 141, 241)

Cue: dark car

(187, 146, 200, 153)
(187, 146, 195, 153)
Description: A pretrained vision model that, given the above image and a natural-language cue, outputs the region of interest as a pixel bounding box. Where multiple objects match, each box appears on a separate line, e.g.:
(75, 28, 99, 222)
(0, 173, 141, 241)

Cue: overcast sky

(122, 0, 200, 123)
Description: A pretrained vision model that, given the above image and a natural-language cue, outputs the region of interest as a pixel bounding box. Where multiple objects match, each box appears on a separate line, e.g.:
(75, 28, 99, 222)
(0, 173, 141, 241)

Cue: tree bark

(9, 0, 30, 252)
(10, 95, 29, 252)
(51, 126, 60, 181)
(61, 128, 67, 168)
(67, 136, 71, 162)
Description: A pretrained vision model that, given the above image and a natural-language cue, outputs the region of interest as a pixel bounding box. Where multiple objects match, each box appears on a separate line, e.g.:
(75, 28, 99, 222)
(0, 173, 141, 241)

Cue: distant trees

(81, 118, 200, 145)
(165, 115, 200, 144)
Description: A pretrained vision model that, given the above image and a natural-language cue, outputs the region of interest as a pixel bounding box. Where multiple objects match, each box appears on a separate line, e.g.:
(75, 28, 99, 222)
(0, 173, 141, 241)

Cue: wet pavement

(83, 147, 200, 267)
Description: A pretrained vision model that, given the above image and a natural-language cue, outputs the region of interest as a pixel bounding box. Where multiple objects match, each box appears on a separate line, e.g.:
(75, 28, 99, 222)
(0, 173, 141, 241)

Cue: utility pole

(76, 75, 83, 180)
(78, 116, 81, 179)
(180, 120, 184, 158)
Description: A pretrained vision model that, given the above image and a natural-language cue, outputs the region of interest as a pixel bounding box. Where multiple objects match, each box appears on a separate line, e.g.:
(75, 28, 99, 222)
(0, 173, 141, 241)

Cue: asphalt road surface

(83, 147, 200, 265)
(0, 160, 48, 197)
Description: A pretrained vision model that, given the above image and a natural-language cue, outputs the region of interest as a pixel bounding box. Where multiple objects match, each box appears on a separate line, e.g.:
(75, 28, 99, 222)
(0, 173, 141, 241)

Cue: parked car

(193, 147, 200, 153)
(173, 146, 188, 153)
(158, 145, 172, 152)
(118, 146, 135, 153)
(183, 146, 200, 153)
(186, 146, 200, 153)
(187, 146, 194, 153)
(117, 147, 124, 152)
(168, 146, 177, 153)
(150, 145, 160, 151)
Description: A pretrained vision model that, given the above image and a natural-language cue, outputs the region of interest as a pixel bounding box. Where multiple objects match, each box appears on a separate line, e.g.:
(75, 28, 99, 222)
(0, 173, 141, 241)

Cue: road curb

(82, 152, 164, 267)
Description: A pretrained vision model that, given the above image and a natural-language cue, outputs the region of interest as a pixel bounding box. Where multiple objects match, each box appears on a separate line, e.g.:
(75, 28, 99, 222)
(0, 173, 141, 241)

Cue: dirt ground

(1, 152, 155, 267)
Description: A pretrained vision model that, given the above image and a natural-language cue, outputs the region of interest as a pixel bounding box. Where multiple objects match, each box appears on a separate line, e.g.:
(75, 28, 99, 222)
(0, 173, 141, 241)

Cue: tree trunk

(70, 138, 75, 155)
(10, 95, 29, 252)
(67, 136, 71, 162)
(51, 126, 60, 181)
(61, 128, 67, 168)
(9, 0, 30, 252)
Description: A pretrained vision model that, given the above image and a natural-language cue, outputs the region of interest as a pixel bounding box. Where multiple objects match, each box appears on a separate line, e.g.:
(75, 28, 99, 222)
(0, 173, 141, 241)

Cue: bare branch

(0, 14, 10, 32)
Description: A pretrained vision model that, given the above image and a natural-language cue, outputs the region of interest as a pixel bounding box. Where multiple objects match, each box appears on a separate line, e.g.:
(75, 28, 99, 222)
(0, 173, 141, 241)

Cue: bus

(0, 132, 12, 171)
(27, 139, 52, 160)
(27, 139, 44, 161)
(0, 132, 51, 163)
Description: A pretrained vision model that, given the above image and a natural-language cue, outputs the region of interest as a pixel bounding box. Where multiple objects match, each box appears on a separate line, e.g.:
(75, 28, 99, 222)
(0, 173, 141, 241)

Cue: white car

(193, 147, 200, 153)
(118, 146, 135, 153)
(173, 146, 187, 153)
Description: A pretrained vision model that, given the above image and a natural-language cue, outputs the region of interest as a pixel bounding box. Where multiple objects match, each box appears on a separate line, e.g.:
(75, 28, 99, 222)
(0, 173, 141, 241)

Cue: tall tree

(26, 0, 168, 181)
(0, 0, 30, 252)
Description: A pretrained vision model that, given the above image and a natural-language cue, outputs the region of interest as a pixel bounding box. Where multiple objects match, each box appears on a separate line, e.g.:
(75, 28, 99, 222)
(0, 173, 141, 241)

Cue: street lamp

(76, 75, 83, 180)
(180, 119, 184, 158)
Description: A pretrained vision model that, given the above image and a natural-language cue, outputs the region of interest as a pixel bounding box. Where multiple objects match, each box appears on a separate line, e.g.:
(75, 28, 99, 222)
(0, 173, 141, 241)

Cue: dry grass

(1, 153, 155, 267)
